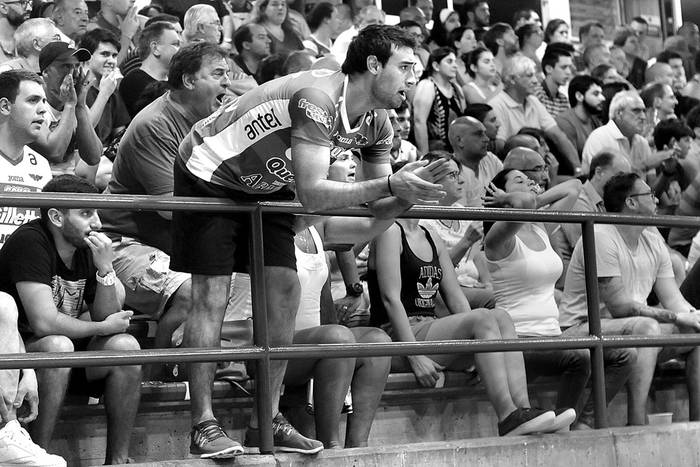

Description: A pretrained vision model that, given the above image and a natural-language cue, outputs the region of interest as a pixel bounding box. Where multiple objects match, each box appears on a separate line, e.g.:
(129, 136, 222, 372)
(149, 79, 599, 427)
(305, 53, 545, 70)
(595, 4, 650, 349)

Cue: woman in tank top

(367, 151, 559, 437)
(483, 165, 586, 429)
(462, 47, 501, 104)
(412, 47, 466, 155)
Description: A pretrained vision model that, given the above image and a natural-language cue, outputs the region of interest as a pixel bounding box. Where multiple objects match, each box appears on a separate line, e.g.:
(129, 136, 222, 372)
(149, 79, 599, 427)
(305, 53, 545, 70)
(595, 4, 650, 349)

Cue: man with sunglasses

(0, 0, 32, 65)
(560, 172, 700, 427)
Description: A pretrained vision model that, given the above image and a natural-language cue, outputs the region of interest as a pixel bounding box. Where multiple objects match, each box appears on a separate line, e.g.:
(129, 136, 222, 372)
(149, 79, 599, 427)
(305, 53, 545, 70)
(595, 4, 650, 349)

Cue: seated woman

(462, 47, 500, 104)
(368, 151, 563, 436)
(483, 164, 583, 426)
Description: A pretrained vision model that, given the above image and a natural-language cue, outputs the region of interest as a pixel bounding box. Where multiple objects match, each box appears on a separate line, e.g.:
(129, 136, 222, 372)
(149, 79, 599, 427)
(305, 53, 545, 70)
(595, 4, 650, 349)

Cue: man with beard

(481, 23, 518, 76)
(0, 0, 31, 65)
(556, 75, 605, 158)
(0, 174, 140, 465)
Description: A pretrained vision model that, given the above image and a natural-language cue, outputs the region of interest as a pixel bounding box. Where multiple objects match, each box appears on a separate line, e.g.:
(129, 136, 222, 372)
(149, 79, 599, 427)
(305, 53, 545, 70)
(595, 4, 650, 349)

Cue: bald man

(503, 147, 550, 190)
(502, 134, 541, 154)
(449, 117, 502, 206)
(645, 62, 674, 87)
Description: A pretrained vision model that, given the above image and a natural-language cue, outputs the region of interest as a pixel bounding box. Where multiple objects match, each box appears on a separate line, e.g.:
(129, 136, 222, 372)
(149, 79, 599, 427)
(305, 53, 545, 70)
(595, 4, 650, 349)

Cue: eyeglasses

(628, 191, 656, 199)
(522, 165, 549, 173)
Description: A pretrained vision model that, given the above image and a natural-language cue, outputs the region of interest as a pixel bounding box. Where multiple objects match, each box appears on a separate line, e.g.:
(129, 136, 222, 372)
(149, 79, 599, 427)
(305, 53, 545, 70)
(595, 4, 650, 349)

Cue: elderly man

(561, 172, 700, 426)
(489, 53, 581, 175)
(0, 0, 31, 64)
(52, 0, 89, 42)
(0, 18, 62, 73)
(581, 90, 670, 177)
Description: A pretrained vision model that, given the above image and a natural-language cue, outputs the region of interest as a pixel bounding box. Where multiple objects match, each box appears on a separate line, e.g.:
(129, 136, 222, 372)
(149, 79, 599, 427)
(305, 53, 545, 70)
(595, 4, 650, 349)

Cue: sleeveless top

(487, 224, 563, 337)
(466, 81, 486, 100)
(426, 78, 465, 152)
(295, 226, 328, 331)
(368, 223, 443, 327)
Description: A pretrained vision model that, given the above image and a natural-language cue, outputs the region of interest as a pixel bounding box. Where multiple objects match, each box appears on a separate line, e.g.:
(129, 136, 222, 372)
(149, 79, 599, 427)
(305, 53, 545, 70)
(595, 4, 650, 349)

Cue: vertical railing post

(249, 206, 273, 453)
(582, 220, 607, 428)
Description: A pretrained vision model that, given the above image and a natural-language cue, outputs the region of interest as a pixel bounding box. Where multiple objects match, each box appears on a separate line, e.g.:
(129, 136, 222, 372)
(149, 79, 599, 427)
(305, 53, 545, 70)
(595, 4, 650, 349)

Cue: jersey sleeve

(288, 87, 336, 147)
(360, 110, 392, 164)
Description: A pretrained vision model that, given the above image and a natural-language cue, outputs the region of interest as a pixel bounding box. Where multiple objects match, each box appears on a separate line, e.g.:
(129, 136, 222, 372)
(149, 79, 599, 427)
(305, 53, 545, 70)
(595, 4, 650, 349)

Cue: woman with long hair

(369, 151, 562, 437)
(251, 0, 305, 56)
(412, 47, 466, 154)
(544, 19, 570, 45)
(427, 8, 461, 50)
(462, 46, 499, 104)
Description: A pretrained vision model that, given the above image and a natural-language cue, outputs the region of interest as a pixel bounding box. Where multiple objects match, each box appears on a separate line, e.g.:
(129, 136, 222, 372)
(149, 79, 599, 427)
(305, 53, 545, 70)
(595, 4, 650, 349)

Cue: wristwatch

(96, 270, 117, 287)
(346, 282, 364, 297)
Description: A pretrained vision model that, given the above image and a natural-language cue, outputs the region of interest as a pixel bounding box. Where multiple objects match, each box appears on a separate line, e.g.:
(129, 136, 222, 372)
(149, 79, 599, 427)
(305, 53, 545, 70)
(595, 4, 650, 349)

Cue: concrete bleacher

(51, 362, 693, 466)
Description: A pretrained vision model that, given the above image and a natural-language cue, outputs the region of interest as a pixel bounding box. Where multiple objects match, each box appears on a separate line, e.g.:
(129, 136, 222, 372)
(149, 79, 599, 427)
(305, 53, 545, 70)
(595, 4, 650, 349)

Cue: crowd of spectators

(4, 0, 700, 464)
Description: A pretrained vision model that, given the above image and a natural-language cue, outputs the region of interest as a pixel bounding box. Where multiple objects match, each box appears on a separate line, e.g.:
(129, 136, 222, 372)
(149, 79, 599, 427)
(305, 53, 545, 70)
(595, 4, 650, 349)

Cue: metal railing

(3, 192, 700, 453)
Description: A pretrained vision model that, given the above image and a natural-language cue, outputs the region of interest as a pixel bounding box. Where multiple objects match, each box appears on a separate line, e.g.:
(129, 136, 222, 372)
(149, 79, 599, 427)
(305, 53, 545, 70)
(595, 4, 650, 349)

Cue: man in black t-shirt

(0, 175, 140, 466)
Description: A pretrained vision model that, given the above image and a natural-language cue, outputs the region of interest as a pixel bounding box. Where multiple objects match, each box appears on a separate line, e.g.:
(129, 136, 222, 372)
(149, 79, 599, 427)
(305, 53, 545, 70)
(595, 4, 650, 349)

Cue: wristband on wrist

(387, 174, 394, 196)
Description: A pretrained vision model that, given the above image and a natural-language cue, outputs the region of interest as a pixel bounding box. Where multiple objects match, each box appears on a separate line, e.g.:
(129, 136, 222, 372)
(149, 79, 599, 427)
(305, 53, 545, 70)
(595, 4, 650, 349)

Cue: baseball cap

(39, 42, 92, 73)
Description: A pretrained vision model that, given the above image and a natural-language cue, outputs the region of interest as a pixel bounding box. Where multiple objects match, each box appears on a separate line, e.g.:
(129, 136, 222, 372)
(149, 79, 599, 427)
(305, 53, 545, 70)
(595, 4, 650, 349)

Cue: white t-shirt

(559, 224, 674, 328)
(294, 226, 328, 331)
(0, 147, 52, 249)
(460, 152, 503, 207)
(487, 224, 563, 336)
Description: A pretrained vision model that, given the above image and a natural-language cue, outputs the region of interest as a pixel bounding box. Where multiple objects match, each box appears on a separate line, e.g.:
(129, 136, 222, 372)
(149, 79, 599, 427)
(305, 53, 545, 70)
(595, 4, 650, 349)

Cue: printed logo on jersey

(51, 276, 87, 318)
(7, 175, 23, 182)
(266, 157, 295, 183)
(414, 265, 442, 309)
(298, 98, 332, 130)
(244, 105, 284, 141)
(28, 173, 43, 182)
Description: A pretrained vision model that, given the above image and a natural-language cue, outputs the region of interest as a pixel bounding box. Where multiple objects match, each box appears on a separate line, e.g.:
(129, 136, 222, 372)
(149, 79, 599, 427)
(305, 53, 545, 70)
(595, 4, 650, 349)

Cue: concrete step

(110, 423, 700, 467)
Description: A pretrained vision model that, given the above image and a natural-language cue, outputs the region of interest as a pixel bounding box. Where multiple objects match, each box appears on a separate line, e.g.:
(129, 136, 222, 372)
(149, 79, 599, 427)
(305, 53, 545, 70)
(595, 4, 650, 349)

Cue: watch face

(349, 283, 363, 295)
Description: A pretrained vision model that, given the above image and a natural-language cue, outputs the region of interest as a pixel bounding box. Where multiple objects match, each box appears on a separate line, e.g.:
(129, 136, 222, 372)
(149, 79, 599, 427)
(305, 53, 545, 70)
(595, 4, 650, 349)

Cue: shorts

(382, 315, 436, 341)
(563, 317, 694, 362)
(171, 159, 296, 275)
(112, 237, 190, 318)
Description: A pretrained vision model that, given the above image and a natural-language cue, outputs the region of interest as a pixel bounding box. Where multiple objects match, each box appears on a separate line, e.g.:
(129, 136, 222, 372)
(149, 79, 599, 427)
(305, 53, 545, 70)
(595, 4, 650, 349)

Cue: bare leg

(249, 266, 300, 429)
(184, 274, 231, 425)
(624, 318, 661, 425)
(0, 294, 20, 423)
(285, 325, 355, 448)
(86, 334, 142, 465)
(154, 280, 191, 350)
(490, 309, 531, 408)
(345, 327, 391, 448)
(423, 311, 518, 421)
(26, 335, 74, 448)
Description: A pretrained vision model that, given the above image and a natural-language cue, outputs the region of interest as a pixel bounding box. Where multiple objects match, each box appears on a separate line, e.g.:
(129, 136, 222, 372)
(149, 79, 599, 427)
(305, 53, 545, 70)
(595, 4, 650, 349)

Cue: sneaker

(245, 413, 324, 454)
(0, 420, 66, 466)
(547, 408, 577, 433)
(498, 408, 556, 436)
(190, 419, 244, 459)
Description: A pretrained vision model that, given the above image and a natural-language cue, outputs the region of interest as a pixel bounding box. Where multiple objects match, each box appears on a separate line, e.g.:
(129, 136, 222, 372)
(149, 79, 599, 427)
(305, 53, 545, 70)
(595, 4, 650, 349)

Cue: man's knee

(35, 335, 75, 353)
(191, 275, 230, 314)
(317, 325, 356, 345)
(100, 333, 141, 352)
(630, 317, 662, 336)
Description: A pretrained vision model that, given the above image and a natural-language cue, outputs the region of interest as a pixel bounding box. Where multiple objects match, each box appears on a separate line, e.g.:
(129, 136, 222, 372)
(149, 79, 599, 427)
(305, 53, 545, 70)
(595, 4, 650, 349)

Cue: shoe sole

(275, 445, 324, 455)
(194, 445, 244, 459)
(547, 409, 577, 433)
(505, 411, 556, 436)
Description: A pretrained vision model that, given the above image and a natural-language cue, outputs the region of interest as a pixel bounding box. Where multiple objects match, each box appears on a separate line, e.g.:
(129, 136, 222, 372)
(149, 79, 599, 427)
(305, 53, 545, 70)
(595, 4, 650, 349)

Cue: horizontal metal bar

(3, 334, 699, 370)
(2, 193, 700, 228)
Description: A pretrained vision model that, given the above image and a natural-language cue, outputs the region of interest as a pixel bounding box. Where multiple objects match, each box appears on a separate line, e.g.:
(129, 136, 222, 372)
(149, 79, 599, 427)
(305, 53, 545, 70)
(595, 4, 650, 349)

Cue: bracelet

(387, 174, 394, 196)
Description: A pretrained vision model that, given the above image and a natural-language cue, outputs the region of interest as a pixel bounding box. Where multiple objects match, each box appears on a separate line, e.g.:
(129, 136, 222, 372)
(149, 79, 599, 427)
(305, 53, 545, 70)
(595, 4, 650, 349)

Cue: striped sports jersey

(178, 69, 393, 194)
(0, 147, 52, 249)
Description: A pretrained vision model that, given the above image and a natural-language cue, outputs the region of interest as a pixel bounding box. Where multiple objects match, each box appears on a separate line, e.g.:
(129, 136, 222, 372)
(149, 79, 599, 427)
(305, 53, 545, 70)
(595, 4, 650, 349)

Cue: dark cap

(39, 42, 92, 73)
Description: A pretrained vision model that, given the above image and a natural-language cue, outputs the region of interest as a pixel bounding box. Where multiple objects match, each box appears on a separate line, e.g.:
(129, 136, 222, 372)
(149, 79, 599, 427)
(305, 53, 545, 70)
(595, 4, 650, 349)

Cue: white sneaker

(0, 420, 66, 466)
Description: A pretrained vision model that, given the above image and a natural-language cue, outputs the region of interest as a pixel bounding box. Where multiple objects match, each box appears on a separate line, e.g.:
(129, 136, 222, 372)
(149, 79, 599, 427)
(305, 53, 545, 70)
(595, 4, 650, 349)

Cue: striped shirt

(534, 80, 570, 118)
